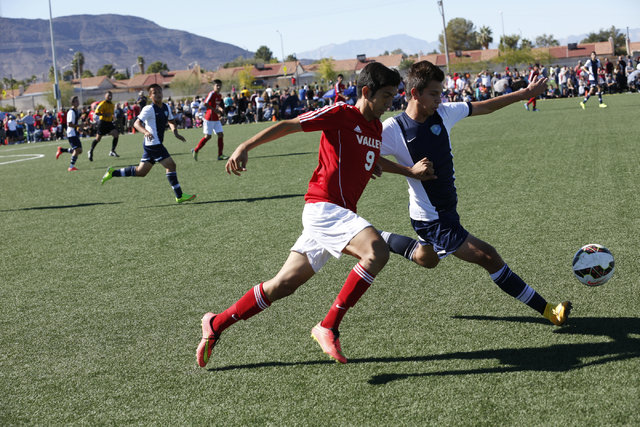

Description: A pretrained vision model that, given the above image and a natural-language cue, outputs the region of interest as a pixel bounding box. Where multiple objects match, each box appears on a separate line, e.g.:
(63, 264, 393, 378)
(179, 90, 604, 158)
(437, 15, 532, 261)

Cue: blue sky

(3, 0, 639, 58)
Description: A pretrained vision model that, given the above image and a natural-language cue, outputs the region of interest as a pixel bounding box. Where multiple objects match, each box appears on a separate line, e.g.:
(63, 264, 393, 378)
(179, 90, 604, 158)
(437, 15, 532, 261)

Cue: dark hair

(404, 61, 445, 96)
(356, 62, 401, 98)
(337, 74, 344, 79)
(70, 95, 78, 104)
(213, 79, 222, 85)
(106, 91, 112, 95)
(148, 83, 162, 93)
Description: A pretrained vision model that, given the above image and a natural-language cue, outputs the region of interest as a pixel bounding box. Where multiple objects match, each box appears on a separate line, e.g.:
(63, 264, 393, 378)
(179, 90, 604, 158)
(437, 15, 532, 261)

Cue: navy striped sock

(490, 264, 547, 314)
(166, 171, 182, 198)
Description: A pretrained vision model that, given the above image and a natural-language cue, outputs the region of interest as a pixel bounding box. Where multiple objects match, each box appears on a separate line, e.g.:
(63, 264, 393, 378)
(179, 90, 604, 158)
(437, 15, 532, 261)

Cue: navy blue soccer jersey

(381, 102, 471, 221)
(137, 102, 174, 146)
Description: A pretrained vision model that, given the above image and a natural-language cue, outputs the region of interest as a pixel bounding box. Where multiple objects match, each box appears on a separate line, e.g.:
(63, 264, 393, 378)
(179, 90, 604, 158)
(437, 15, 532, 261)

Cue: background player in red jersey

(334, 73, 347, 104)
(525, 64, 541, 111)
(196, 63, 436, 368)
(191, 79, 228, 161)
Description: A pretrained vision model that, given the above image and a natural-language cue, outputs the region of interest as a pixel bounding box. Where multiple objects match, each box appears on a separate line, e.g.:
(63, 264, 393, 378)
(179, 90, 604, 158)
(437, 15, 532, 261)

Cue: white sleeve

(438, 103, 470, 134)
(66, 110, 75, 124)
(137, 105, 152, 123)
(381, 117, 402, 157)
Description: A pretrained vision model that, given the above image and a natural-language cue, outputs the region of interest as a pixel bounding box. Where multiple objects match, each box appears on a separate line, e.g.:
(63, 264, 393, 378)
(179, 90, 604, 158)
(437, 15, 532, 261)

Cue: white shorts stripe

(253, 284, 269, 310)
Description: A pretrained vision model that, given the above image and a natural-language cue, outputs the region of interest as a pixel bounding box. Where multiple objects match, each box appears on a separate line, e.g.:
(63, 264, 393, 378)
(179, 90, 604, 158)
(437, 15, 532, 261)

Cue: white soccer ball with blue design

(572, 244, 615, 286)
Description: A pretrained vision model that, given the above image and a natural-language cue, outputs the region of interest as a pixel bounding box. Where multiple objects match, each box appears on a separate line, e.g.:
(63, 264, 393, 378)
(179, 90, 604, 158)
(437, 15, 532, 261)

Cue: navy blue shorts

(411, 217, 469, 259)
(141, 144, 171, 164)
(68, 136, 82, 150)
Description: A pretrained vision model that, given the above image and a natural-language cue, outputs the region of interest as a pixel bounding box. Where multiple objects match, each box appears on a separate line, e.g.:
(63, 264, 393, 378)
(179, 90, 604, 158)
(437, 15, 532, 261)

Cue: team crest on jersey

(430, 124, 441, 135)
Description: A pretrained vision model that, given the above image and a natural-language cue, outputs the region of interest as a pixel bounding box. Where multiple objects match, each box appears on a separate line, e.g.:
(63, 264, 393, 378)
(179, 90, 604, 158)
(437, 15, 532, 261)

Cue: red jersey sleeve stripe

(298, 102, 346, 123)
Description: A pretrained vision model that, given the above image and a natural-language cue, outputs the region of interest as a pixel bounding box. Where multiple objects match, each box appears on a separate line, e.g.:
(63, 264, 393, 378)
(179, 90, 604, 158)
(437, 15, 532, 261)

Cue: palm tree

(477, 26, 493, 50)
(72, 52, 85, 79)
(137, 56, 145, 75)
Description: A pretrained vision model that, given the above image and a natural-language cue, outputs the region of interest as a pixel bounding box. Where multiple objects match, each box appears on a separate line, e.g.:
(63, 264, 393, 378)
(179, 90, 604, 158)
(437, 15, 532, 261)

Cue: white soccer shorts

(290, 202, 372, 272)
(203, 120, 223, 135)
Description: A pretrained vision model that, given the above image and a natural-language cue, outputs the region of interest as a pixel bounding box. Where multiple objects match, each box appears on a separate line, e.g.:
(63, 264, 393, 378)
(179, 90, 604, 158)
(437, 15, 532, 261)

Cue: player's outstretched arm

(168, 120, 186, 142)
(470, 76, 548, 116)
(377, 156, 437, 181)
(226, 118, 303, 176)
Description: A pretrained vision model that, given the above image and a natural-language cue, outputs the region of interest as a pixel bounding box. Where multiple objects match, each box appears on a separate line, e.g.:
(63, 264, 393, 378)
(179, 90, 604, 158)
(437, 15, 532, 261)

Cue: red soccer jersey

(529, 69, 539, 82)
(57, 111, 67, 126)
(34, 114, 42, 126)
(299, 102, 382, 213)
(204, 91, 223, 121)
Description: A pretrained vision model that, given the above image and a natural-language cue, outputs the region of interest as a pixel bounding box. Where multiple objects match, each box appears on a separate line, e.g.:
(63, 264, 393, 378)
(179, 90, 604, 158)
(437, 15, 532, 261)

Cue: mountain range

(0, 15, 251, 81)
(298, 29, 640, 60)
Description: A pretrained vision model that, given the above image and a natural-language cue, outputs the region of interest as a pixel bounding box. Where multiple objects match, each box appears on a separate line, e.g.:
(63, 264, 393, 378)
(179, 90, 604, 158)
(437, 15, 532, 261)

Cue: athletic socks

(490, 264, 547, 315)
(166, 171, 182, 198)
(212, 283, 272, 335)
(69, 155, 77, 168)
(379, 231, 418, 262)
(90, 139, 98, 150)
(597, 92, 603, 103)
(217, 136, 224, 157)
(583, 94, 590, 103)
(111, 137, 119, 151)
(111, 166, 137, 177)
(194, 137, 207, 153)
(321, 263, 375, 330)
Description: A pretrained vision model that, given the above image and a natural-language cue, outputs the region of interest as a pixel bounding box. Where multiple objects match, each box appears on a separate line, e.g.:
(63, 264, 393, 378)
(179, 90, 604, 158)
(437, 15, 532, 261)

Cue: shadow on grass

(205, 317, 640, 382)
(184, 193, 306, 206)
(0, 201, 123, 212)
(368, 316, 640, 385)
(251, 151, 316, 160)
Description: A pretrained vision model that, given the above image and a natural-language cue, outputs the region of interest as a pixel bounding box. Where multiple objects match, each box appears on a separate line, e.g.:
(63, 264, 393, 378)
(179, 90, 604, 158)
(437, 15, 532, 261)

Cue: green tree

(521, 39, 534, 49)
(285, 54, 297, 62)
(224, 55, 260, 68)
(72, 52, 85, 79)
(238, 65, 255, 89)
(398, 58, 415, 70)
(170, 74, 202, 96)
(499, 34, 521, 51)
(48, 66, 60, 81)
(315, 57, 338, 84)
(535, 34, 559, 47)
(62, 70, 75, 81)
(439, 18, 481, 53)
(581, 26, 626, 54)
(97, 64, 117, 78)
(82, 70, 94, 78)
(147, 61, 169, 74)
(137, 56, 145, 74)
(254, 45, 273, 62)
(382, 50, 389, 55)
(46, 81, 75, 108)
(477, 26, 493, 50)
(113, 73, 128, 80)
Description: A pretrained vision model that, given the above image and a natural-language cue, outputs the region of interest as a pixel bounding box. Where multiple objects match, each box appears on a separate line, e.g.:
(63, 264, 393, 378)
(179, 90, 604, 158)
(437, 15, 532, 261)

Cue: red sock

(217, 136, 224, 156)
(527, 98, 535, 106)
(532, 99, 537, 108)
(321, 264, 375, 330)
(212, 283, 271, 335)
(194, 137, 208, 153)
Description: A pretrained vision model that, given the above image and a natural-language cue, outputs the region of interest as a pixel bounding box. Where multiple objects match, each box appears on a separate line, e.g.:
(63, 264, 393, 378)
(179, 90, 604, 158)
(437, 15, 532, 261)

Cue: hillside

(0, 14, 251, 80)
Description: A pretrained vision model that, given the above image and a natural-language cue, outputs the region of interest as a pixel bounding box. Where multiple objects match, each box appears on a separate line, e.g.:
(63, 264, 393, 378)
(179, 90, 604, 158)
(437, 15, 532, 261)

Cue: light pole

(437, 0, 450, 73)
(276, 30, 286, 76)
(69, 48, 83, 107)
(500, 12, 506, 50)
(48, 0, 62, 111)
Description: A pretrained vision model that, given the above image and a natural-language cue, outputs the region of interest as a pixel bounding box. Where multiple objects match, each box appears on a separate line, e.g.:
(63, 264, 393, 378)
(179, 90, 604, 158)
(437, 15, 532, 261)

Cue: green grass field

(2, 94, 639, 426)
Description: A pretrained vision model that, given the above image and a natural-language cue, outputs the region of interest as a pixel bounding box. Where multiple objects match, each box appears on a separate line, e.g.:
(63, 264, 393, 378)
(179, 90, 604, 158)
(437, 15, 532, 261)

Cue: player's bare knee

(136, 167, 148, 177)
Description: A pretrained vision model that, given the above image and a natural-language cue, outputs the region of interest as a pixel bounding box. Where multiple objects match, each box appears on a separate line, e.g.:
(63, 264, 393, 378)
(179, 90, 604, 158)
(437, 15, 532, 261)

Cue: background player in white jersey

(580, 51, 608, 109)
(100, 84, 196, 204)
(378, 61, 572, 327)
(55, 96, 82, 171)
(196, 63, 436, 368)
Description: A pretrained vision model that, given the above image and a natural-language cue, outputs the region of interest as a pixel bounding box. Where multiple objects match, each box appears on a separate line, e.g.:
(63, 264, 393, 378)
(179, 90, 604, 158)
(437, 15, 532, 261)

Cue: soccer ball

(572, 244, 615, 286)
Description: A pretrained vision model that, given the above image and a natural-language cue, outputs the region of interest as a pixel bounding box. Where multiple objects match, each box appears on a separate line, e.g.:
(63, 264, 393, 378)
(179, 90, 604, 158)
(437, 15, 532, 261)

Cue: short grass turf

(1, 93, 639, 426)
